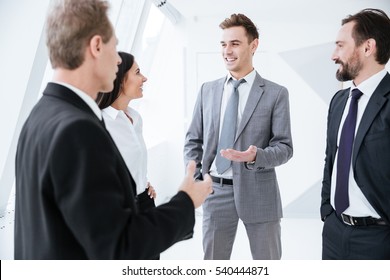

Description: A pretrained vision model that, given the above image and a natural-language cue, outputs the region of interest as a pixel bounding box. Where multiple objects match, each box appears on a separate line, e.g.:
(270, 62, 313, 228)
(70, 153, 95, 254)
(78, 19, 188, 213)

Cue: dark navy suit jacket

(15, 83, 194, 259)
(321, 73, 390, 225)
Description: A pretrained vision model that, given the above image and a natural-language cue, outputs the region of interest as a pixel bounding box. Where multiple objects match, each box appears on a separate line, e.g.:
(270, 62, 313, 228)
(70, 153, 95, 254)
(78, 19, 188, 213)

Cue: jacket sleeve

(183, 84, 205, 180)
(255, 86, 293, 169)
(320, 93, 339, 220)
(50, 119, 195, 259)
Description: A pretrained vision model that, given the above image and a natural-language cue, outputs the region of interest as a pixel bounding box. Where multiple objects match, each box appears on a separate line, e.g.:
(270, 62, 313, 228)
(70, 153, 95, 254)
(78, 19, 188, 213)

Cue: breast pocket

(363, 131, 390, 163)
(245, 108, 271, 134)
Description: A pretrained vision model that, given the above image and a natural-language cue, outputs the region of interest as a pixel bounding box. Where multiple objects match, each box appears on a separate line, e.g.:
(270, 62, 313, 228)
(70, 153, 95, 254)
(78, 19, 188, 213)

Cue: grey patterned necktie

(215, 78, 245, 174)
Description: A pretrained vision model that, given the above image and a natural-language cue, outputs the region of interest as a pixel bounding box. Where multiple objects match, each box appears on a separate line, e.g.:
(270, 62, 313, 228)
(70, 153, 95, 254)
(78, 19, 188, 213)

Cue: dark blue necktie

(215, 78, 245, 174)
(335, 88, 363, 215)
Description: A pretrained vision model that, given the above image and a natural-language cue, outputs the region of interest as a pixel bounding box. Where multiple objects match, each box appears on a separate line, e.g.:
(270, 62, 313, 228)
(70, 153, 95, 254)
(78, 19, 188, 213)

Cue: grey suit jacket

(184, 72, 293, 223)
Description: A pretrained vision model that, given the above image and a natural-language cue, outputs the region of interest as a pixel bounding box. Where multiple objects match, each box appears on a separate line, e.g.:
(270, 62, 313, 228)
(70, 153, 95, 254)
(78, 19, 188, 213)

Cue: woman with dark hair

(97, 52, 157, 206)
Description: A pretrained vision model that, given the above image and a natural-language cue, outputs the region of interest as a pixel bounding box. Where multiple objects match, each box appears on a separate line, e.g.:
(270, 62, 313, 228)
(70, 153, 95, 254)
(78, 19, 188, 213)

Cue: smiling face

(220, 26, 258, 79)
(121, 60, 147, 101)
(332, 21, 364, 82)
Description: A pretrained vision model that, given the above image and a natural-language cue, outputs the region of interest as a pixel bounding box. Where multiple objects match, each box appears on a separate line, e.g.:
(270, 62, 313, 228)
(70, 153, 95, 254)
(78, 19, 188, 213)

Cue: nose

(117, 53, 122, 65)
(331, 49, 338, 62)
(224, 45, 232, 54)
(143, 76, 148, 82)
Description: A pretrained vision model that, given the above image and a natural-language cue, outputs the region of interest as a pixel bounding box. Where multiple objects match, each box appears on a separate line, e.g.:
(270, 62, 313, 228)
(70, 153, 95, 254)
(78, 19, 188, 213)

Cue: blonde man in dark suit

(14, 0, 212, 260)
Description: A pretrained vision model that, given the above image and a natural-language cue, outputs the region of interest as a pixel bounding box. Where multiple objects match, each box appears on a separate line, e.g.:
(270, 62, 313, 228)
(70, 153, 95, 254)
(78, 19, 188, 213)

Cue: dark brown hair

(342, 8, 390, 65)
(219, 13, 259, 43)
(96, 52, 134, 109)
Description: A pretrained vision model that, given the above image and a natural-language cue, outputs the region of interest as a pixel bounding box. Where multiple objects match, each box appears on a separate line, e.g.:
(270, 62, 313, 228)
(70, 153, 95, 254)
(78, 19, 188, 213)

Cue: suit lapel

(43, 82, 98, 119)
(330, 89, 349, 154)
(235, 73, 264, 141)
(44, 83, 138, 196)
(44, 82, 107, 128)
(212, 77, 227, 138)
(353, 73, 390, 164)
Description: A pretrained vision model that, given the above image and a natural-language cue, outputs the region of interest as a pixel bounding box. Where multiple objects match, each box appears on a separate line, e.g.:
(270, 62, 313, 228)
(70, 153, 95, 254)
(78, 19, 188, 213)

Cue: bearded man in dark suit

(321, 8, 390, 259)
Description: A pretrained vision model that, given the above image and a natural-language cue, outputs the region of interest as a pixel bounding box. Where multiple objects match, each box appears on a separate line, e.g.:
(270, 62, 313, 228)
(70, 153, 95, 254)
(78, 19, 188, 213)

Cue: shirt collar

(226, 69, 256, 87)
(102, 106, 121, 120)
(102, 106, 134, 120)
(351, 68, 387, 98)
(54, 81, 102, 120)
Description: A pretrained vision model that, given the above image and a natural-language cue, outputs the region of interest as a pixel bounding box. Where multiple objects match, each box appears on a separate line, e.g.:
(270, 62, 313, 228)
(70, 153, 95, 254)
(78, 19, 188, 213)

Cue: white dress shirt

(331, 68, 387, 218)
(210, 69, 256, 178)
(102, 106, 148, 194)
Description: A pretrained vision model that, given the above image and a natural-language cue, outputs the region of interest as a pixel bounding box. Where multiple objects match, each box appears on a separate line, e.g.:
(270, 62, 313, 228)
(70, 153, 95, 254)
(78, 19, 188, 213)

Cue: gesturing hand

(220, 145, 257, 162)
(179, 160, 213, 208)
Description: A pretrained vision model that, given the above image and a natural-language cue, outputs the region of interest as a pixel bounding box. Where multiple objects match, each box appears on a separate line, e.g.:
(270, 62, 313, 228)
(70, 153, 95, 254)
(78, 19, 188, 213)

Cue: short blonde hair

(46, 0, 113, 69)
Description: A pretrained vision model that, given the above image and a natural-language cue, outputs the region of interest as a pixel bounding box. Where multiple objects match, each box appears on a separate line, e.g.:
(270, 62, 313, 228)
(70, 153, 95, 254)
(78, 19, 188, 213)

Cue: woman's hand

(147, 182, 157, 199)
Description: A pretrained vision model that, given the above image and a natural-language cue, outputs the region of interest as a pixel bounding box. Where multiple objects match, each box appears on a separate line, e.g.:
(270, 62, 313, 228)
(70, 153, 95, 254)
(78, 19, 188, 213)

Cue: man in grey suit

(184, 13, 293, 260)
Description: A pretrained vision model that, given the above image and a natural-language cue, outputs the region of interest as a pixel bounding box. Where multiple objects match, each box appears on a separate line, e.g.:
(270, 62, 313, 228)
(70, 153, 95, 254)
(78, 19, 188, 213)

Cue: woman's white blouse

(102, 106, 147, 195)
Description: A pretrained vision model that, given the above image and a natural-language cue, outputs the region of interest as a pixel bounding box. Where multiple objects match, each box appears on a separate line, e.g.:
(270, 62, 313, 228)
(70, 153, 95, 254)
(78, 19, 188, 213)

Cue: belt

(341, 213, 387, 226)
(210, 175, 233, 185)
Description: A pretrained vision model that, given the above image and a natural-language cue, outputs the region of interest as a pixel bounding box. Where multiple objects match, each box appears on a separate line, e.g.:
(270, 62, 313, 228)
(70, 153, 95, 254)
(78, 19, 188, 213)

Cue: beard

(335, 50, 363, 82)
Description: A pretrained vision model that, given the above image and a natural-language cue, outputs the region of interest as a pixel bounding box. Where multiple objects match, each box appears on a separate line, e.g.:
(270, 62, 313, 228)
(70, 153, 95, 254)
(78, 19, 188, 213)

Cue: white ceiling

(168, 0, 390, 24)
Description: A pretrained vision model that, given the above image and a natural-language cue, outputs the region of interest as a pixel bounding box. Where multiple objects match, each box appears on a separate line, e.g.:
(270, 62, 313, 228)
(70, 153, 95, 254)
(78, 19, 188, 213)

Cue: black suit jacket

(321, 73, 390, 225)
(15, 83, 194, 259)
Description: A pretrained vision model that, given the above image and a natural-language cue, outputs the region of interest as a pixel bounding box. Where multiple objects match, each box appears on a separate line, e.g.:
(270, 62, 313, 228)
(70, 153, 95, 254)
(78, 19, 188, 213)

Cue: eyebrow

(220, 39, 242, 44)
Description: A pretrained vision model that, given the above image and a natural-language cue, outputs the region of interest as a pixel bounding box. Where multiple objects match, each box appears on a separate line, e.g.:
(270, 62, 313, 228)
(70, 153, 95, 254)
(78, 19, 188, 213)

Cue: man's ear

(89, 35, 103, 58)
(251, 38, 259, 55)
(364, 38, 376, 57)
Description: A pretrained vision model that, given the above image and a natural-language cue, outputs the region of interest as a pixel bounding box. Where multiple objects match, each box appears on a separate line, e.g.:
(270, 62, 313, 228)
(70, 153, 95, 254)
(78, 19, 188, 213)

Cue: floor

(0, 188, 323, 260)
(161, 210, 323, 260)
(0, 186, 14, 260)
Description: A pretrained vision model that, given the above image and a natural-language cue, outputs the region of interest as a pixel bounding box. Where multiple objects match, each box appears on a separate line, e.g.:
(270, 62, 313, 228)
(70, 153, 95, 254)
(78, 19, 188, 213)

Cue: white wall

(169, 14, 338, 217)
(0, 0, 50, 213)
(1, 0, 390, 260)
(159, 1, 390, 217)
(0, 0, 51, 260)
(140, 20, 188, 204)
